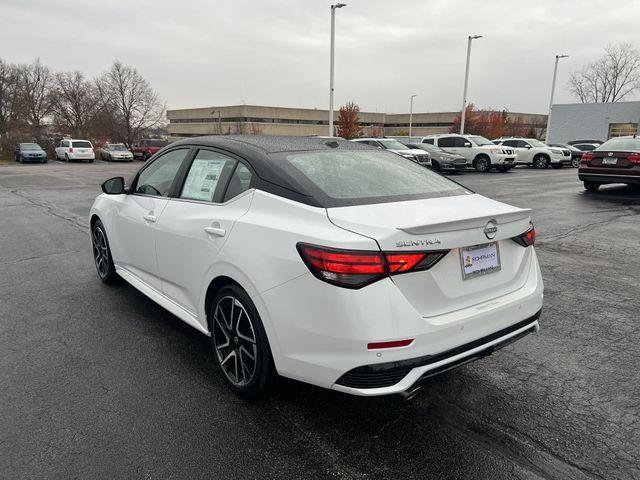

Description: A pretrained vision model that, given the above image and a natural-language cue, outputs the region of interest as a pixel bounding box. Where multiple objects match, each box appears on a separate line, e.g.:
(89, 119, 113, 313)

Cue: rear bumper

(578, 173, 640, 184)
(335, 311, 540, 393)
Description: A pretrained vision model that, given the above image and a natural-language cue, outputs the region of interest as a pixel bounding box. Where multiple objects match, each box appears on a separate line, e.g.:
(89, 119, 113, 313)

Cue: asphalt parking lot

(1, 160, 639, 480)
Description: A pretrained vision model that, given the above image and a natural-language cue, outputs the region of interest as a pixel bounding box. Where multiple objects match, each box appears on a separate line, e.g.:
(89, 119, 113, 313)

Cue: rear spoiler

(396, 209, 532, 235)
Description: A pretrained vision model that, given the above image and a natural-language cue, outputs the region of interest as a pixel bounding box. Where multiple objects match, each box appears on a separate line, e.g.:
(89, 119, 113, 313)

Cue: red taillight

(297, 243, 449, 289)
(69, 147, 74, 153)
(368, 339, 414, 350)
(628, 153, 640, 164)
(512, 224, 535, 247)
(580, 152, 594, 164)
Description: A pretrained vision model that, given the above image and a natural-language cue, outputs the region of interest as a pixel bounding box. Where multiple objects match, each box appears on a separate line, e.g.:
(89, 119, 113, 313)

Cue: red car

(131, 139, 169, 161)
(578, 136, 640, 191)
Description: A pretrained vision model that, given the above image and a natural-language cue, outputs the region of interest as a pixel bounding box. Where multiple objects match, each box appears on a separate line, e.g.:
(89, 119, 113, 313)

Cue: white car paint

(55, 139, 95, 162)
(494, 138, 568, 167)
(351, 138, 430, 164)
(90, 137, 543, 396)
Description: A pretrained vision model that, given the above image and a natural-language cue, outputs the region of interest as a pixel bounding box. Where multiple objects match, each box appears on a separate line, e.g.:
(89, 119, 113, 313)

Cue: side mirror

(524, 144, 532, 149)
(464, 142, 472, 148)
(101, 176, 126, 195)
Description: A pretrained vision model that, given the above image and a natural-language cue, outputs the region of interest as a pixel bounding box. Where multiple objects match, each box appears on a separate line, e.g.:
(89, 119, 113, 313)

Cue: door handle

(204, 226, 226, 237)
(143, 214, 157, 223)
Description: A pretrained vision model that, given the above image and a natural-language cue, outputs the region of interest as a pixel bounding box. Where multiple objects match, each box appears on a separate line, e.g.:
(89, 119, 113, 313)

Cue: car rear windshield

(283, 150, 469, 207)
(597, 138, 640, 151)
(72, 141, 92, 148)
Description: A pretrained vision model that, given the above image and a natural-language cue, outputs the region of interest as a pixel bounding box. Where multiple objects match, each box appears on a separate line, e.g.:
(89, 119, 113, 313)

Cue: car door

(155, 148, 255, 315)
(516, 140, 534, 164)
(501, 140, 525, 164)
(438, 136, 471, 161)
(110, 147, 192, 290)
(55, 140, 68, 159)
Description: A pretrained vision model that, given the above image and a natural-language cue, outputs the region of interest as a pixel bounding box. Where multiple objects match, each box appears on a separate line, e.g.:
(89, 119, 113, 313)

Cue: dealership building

(547, 101, 640, 143)
(167, 104, 547, 138)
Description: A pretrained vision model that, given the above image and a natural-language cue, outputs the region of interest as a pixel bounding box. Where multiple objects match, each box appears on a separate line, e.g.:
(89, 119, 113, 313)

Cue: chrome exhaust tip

(399, 385, 422, 401)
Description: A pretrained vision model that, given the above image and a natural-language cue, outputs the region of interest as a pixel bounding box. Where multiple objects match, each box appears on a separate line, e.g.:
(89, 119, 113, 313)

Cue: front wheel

(571, 157, 580, 168)
(498, 165, 510, 172)
(210, 285, 274, 398)
(474, 155, 491, 173)
(584, 181, 601, 192)
(533, 155, 550, 169)
(91, 220, 119, 284)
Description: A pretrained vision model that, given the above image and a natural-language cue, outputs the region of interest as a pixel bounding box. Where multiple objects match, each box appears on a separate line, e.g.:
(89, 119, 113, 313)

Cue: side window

(437, 137, 456, 148)
(517, 140, 531, 148)
(223, 163, 253, 202)
(135, 148, 189, 197)
(61, 140, 69, 148)
(421, 138, 434, 145)
(502, 140, 517, 147)
(453, 137, 469, 147)
(180, 149, 235, 202)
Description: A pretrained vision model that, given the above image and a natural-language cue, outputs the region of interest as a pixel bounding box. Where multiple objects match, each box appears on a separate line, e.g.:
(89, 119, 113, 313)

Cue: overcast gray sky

(2, 0, 640, 114)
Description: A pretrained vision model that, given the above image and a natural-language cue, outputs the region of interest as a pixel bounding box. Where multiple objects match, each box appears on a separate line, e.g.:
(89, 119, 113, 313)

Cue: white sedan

(90, 136, 543, 398)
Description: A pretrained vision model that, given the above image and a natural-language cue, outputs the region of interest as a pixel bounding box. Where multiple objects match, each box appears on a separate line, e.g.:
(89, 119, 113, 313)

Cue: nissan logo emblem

(484, 220, 498, 239)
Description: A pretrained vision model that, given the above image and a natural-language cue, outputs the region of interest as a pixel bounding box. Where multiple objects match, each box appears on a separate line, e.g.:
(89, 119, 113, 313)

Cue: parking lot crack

(8, 188, 88, 233)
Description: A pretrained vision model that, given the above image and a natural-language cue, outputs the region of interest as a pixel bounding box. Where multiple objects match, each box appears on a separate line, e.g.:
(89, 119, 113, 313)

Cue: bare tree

(0, 59, 22, 139)
(51, 71, 99, 138)
(568, 43, 640, 103)
(18, 59, 54, 139)
(96, 61, 165, 147)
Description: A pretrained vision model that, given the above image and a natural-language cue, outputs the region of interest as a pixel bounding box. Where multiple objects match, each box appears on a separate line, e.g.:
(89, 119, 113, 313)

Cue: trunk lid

(327, 194, 534, 318)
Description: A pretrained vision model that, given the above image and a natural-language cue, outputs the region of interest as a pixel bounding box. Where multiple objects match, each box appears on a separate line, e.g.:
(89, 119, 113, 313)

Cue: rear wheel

(533, 154, 550, 169)
(584, 181, 601, 192)
(474, 155, 491, 173)
(571, 157, 580, 168)
(142, 152, 149, 161)
(65, 154, 69, 163)
(210, 285, 274, 398)
(91, 220, 119, 284)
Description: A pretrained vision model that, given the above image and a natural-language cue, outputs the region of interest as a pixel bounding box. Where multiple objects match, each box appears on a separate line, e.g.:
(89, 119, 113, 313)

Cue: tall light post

(409, 94, 417, 138)
(545, 54, 569, 143)
(329, 3, 347, 137)
(460, 35, 482, 134)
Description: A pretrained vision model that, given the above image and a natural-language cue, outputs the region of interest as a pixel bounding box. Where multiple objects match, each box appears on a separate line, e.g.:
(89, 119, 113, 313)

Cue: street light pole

(329, 3, 346, 137)
(409, 94, 417, 138)
(545, 54, 569, 143)
(460, 35, 482, 135)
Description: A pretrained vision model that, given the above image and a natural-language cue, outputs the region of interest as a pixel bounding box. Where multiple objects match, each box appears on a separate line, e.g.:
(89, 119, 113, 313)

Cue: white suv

(421, 134, 516, 172)
(494, 138, 569, 169)
(55, 139, 95, 163)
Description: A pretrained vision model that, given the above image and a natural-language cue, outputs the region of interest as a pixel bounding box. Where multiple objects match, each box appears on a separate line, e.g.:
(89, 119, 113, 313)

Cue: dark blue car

(15, 143, 48, 163)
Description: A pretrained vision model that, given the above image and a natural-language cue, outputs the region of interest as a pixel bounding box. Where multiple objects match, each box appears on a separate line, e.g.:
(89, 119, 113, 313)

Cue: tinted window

(597, 138, 640, 151)
(223, 163, 253, 202)
(502, 140, 518, 147)
(421, 138, 434, 145)
(136, 149, 189, 197)
(284, 150, 467, 205)
(180, 150, 234, 202)
(576, 144, 596, 151)
(516, 140, 531, 148)
(437, 136, 458, 148)
(61, 140, 70, 147)
(72, 141, 92, 148)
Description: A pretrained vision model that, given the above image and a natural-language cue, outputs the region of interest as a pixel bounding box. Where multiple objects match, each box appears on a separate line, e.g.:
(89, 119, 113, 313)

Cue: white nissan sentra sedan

(90, 136, 543, 398)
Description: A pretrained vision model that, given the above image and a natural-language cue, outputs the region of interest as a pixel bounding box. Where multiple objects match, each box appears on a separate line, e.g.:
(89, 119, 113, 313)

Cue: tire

(533, 154, 550, 169)
(209, 285, 274, 398)
(65, 154, 69, 163)
(551, 163, 562, 169)
(430, 159, 441, 172)
(571, 157, 580, 168)
(498, 165, 510, 172)
(91, 219, 119, 284)
(142, 152, 149, 162)
(474, 155, 491, 173)
(583, 181, 601, 192)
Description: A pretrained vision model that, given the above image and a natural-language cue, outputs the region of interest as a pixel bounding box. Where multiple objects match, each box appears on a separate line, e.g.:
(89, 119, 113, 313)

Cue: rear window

(283, 150, 469, 207)
(72, 141, 92, 148)
(597, 138, 640, 151)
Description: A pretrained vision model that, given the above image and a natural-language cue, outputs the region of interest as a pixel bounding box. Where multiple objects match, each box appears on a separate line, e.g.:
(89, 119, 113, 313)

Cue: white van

(55, 139, 95, 162)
